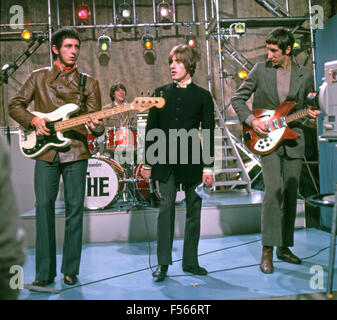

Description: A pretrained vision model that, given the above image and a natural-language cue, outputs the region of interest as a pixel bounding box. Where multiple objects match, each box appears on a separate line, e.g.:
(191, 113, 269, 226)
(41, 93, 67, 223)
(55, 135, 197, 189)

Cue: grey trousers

(34, 153, 88, 280)
(260, 145, 302, 247)
(157, 173, 202, 266)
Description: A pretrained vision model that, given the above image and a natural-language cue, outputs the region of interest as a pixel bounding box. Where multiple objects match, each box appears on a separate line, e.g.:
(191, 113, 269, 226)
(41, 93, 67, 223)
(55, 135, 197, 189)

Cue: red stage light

(78, 9, 88, 20)
(187, 39, 196, 47)
(185, 34, 197, 48)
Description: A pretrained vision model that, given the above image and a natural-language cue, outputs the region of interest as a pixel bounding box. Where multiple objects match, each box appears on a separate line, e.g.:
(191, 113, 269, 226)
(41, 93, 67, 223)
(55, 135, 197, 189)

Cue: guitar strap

(78, 72, 87, 107)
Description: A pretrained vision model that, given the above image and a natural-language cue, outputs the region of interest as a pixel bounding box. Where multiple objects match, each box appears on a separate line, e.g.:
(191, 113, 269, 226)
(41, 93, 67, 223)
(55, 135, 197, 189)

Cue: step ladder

(212, 99, 252, 193)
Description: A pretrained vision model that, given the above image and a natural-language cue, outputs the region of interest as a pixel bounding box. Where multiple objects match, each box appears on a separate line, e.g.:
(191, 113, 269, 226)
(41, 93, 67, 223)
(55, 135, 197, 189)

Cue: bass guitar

(242, 100, 310, 155)
(19, 97, 165, 159)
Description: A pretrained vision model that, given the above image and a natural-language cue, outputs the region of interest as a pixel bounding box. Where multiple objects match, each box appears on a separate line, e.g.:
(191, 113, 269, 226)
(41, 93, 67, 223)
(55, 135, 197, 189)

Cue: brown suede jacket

(9, 64, 103, 163)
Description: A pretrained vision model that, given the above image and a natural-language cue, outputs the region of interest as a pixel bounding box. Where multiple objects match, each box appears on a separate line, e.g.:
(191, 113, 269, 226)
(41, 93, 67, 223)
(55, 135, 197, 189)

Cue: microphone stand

(0, 34, 48, 145)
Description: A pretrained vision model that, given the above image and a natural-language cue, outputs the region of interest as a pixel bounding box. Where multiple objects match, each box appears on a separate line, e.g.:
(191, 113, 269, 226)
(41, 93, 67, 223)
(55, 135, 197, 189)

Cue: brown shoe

(276, 247, 302, 264)
(260, 246, 274, 274)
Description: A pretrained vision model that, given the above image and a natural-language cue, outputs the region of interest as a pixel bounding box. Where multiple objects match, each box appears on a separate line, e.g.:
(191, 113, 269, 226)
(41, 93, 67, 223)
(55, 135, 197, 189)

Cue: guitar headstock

(132, 97, 165, 111)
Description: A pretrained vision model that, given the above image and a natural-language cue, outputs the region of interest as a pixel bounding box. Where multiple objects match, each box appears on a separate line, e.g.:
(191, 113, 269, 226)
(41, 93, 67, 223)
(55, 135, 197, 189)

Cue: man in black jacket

(141, 44, 215, 282)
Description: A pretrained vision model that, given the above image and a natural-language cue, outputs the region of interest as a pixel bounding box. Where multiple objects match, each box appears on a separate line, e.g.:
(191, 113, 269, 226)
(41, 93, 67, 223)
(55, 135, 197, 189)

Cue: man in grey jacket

(231, 28, 320, 274)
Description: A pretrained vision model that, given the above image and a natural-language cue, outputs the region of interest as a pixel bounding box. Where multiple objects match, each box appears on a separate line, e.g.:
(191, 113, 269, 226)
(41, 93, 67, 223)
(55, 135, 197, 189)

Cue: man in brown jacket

(9, 27, 103, 287)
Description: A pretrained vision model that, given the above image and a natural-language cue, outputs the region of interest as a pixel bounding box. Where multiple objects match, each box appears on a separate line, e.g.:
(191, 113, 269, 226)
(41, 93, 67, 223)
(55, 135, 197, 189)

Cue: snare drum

(84, 157, 125, 210)
(106, 126, 137, 151)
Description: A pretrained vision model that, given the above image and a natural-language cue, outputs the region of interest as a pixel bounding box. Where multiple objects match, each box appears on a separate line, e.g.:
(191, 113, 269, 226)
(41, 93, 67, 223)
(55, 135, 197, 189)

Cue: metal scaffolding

(0, 0, 316, 193)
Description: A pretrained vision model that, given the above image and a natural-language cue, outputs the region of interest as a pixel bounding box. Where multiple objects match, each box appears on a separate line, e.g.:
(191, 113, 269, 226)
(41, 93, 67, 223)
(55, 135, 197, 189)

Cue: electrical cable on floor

(39, 242, 330, 294)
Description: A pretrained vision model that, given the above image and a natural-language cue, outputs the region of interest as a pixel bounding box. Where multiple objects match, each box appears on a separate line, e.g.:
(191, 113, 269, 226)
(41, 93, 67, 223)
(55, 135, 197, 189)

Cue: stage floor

(19, 227, 337, 301)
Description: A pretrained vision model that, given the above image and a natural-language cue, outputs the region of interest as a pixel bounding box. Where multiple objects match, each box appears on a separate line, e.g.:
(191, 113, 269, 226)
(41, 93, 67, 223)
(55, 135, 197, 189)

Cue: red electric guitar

(242, 101, 311, 155)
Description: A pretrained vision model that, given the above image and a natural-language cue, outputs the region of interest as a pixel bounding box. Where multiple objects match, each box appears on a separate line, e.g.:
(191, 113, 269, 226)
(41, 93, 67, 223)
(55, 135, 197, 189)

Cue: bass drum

(85, 157, 125, 210)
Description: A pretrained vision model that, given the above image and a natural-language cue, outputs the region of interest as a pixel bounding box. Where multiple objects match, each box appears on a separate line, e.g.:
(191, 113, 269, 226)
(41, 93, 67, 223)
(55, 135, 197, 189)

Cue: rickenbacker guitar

(242, 100, 310, 155)
(19, 97, 165, 159)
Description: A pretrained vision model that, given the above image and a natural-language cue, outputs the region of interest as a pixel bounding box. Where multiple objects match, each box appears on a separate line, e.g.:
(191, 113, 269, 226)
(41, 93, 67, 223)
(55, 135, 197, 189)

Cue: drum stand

(117, 157, 148, 212)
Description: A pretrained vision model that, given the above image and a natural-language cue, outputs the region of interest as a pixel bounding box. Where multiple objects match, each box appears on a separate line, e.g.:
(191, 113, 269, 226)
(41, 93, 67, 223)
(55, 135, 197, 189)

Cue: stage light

(157, 1, 172, 23)
(97, 34, 111, 66)
(293, 39, 302, 51)
(118, 1, 132, 24)
(21, 29, 32, 41)
(234, 22, 246, 34)
(97, 35, 111, 52)
(142, 33, 156, 64)
(143, 34, 153, 50)
(185, 34, 197, 48)
(238, 70, 248, 79)
(75, 3, 91, 26)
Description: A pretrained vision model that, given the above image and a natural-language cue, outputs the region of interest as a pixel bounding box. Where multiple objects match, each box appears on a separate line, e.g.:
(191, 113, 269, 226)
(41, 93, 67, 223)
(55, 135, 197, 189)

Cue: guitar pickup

(265, 122, 271, 132)
(280, 116, 287, 127)
(272, 119, 279, 130)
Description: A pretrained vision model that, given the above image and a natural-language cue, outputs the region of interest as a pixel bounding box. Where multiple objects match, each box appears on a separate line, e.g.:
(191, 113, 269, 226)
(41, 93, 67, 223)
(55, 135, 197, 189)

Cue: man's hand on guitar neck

(251, 118, 268, 136)
(86, 114, 103, 131)
(31, 117, 51, 136)
(307, 105, 321, 123)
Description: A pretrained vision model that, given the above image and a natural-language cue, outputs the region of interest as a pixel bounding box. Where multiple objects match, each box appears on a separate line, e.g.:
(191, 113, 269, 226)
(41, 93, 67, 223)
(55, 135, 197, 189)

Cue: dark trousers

(261, 146, 302, 247)
(34, 153, 88, 280)
(157, 173, 202, 266)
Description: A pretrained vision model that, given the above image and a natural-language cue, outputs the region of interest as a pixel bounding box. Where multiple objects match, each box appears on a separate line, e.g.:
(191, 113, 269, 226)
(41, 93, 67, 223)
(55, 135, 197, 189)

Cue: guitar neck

(285, 109, 308, 124)
(54, 104, 133, 132)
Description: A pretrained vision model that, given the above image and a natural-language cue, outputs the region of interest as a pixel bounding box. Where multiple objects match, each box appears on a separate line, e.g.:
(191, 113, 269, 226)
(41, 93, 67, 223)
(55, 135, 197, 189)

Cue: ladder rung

(214, 180, 249, 187)
(215, 168, 242, 174)
(220, 156, 237, 160)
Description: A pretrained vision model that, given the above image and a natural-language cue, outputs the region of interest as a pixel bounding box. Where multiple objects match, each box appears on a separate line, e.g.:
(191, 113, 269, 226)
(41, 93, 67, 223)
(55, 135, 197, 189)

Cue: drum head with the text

(84, 158, 119, 210)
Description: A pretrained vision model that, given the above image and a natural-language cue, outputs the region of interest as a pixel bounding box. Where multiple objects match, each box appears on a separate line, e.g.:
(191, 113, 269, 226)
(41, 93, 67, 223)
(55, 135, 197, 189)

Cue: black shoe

(183, 265, 208, 275)
(64, 274, 78, 285)
(152, 265, 168, 282)
(32, 279, 54, 287)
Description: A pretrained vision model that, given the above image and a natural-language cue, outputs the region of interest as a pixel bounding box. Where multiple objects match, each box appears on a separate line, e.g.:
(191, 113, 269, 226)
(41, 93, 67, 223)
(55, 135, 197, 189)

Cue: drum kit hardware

(84, 125, 161, 211)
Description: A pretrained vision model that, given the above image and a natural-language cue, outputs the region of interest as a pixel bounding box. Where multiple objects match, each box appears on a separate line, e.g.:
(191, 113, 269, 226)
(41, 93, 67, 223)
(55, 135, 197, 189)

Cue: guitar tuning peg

(147, 91, 150, 96)
(140, 91, 143, 96)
